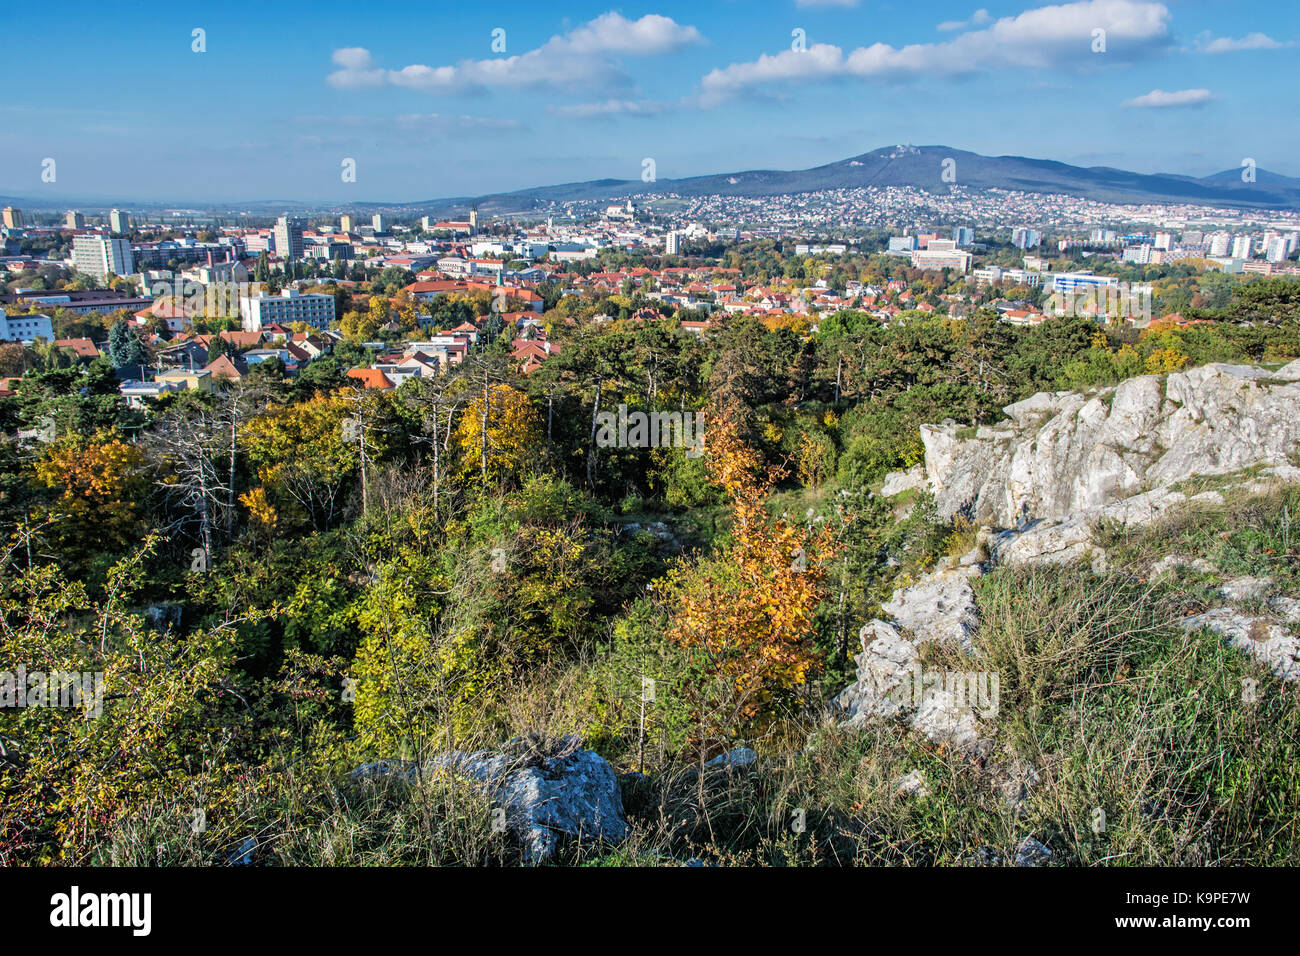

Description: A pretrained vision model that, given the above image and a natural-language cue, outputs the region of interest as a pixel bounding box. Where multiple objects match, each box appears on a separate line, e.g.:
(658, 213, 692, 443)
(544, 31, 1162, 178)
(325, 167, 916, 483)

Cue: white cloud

(1122, 87, 1212, 108)
(547, 99, 668, 118)
(701, 0, 1172, 102)
(565, 12, 703, 54)
(327, 12, 704, 94)
(328, 47, 386, 87)
(1199, 32, 1290, 53)
(332, 48, 373, 69)
(939, 8, 992, 31)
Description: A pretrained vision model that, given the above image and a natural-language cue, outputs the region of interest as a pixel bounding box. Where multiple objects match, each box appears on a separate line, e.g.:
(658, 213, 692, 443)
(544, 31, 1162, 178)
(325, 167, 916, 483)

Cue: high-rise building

(1012, 228, 1041, 249)
(372, 213, 387, 233)
(952, 226, 974, 247)
(65, 210, 85, 229)
(72, 235, 135, 280)
(664, 231, 681, 255)
(340, 215, 355, 233)
(1266, 236, 1289, 263)
(1154, 232, 1172, 251)
(1207, 231, 1232, 257)
(1231, 236, 1253, 260)
(274, 215, 305, 260)
(109, 209, 130, 234)
(2, 207, 24, 229)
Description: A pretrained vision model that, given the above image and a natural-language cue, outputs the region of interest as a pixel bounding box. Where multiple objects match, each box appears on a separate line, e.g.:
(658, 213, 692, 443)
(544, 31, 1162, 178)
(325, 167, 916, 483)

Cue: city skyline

(3, 0, 1298, 203)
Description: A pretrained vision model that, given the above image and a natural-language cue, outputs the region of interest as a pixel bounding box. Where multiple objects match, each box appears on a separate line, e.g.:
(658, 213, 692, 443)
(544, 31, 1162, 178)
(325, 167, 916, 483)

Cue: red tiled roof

(55, 337, 101, 358)
(346, 367, 395, 389)
(204, 354, 245, 380)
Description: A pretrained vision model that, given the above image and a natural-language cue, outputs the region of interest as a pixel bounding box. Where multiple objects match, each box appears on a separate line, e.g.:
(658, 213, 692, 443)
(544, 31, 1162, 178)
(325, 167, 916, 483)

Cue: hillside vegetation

(2, 306, 1299, 866)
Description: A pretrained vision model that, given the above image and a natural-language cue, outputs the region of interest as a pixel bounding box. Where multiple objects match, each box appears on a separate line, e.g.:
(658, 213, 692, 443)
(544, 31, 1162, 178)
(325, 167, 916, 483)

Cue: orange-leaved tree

(662, 402, 840, 738)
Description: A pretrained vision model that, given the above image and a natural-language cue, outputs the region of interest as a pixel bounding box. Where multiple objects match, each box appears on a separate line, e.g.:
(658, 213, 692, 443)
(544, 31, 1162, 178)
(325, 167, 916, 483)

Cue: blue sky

(3, 0, 1297, 203)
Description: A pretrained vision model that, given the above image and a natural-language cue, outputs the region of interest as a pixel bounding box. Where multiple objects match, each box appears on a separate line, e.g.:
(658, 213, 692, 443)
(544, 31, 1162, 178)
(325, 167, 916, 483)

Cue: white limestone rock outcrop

(845, 361, 1300, 744)
(1179, 608, 1300, 682)
(922, 363, 1300, 528)
(881, 465, 928, 497)
(835, 564, 993, 750)
(881, 563, 981, 651)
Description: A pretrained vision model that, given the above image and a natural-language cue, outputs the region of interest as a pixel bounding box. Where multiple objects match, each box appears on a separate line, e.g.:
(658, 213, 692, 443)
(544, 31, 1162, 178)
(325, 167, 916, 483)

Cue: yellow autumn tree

(662, 404, 839, 734)
(239, 486, 278, 536)
(391, 288, 420, 330)
(339, 309, 378, 340)
(452, 383, 542, 485)
(241, 389, 383, 528)
(1145, 347, 1189, 374)
(33, 434, 147, 566)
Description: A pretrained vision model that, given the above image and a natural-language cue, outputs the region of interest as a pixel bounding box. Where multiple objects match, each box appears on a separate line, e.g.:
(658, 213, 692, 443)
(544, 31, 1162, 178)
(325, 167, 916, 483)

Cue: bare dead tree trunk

(431, 407, 440, 524)
(225, 389, 242, 540)
(480, 365, 490, 481)
(359, 402, 369, 516)
(586, 377, 603, 489)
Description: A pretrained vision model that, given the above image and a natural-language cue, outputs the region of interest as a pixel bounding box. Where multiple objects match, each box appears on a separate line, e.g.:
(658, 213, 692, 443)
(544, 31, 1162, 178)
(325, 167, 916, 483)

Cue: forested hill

(424, 145, 1300, 214)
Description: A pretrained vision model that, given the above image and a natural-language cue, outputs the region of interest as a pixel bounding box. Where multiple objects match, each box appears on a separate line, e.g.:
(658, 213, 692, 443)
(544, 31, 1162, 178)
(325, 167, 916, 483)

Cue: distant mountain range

(436, 145, 1300, 215)
(5, 145, 1299, 216)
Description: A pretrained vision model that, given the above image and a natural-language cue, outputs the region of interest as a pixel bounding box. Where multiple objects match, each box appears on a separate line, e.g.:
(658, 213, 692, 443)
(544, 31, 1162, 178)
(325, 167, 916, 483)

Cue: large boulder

(355, 734, 628, 864)
(836, 565, 993, 750)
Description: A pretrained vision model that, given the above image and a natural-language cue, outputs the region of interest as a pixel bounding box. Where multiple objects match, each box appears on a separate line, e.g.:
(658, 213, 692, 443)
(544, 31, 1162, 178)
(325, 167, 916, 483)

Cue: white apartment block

(1050, 272, 1120, 292)
(0, 311, 53, 342)
(1265, 235, 1294, 263)
(910, 239, 971, 273)
(72, 235, 134, 280)
(972, 266, 1041, 288)
(239, 289, 335, 331)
